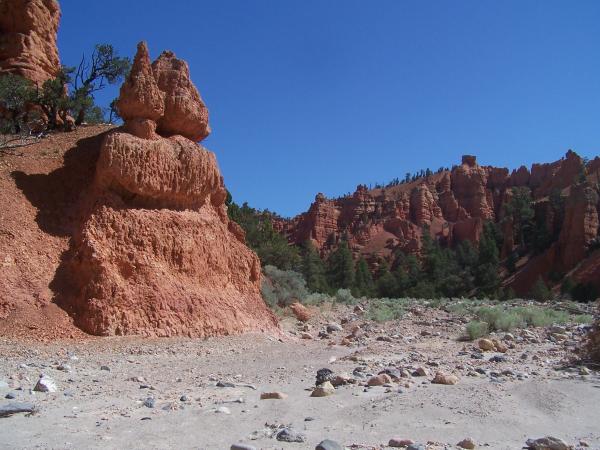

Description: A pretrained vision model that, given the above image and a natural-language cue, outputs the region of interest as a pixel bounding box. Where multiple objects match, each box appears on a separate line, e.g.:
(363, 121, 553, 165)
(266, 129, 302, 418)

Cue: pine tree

(326, 241, 355, 290)
(300, 240, 330, 293)
(475, 222, 500, 296)
(375, 261, 398, 298)
(354, 257, 375, 297)
(530, 276, 551, 301)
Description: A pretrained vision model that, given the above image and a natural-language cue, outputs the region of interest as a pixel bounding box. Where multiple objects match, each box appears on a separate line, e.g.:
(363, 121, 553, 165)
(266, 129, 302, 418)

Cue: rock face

(0, 0, 61, 84)
(277, 152, 600, 295)
(61, 42, 277, 337)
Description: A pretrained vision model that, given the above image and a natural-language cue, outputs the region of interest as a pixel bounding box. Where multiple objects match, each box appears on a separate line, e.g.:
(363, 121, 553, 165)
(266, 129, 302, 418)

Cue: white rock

(34, 375, 57, 393)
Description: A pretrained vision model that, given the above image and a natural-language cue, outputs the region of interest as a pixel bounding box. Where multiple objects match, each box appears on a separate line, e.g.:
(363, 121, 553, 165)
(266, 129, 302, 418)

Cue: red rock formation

(62, 42, 277, 337)
(152, 51, 210, 142)
(277, 151, 600, 295)
(0, 0, 61, 84)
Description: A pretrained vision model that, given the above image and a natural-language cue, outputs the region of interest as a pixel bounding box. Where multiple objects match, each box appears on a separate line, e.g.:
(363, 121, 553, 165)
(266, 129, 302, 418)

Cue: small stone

(311, 381, 335, 397)
(100, 365, 110, 371)
(407, 444, 426, 450)
(143, 397, 155, 408)
(525, 436, 571, 450)
(231, 444, 257, 450)
(215, 406, 231, 414)
(389, 438, 415, 447)
(326, 323, 343, 333)
(0, 402, 35, 417)
(458, 437, 476, 449)
(316, 439, 342, 450)
(413, 367, 428, 377)
(301, 332, 313, 339)
(478, 338, 494, 351)
(431, 371, 459, 385)
(5, 392, 16, 399)
(276, 427, 306, 443)
(34, 375, 57, 393)
(316, 368, 335, 385)
(367, 373, 392, 386)
(492, 339, 508, 353)
(57, 364, 71, 372)
(260, 392, 287, 400)
(180, 395, 189, 402)
(489, 355, 506, 363)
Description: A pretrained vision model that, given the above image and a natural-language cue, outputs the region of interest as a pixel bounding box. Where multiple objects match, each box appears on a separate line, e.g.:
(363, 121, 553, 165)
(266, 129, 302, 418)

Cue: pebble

(478, 338, 495, 351)
(389, 438, 415, 447)
(143, 397, 155, 408)
(407, 444, 426, 450)
(260, 392, 287, 400)
(431, 371, 459, 385)
(34, 375, 57, 393)
(5, 392, 16, 399)
(311, 381, 335, 397)
(316, 368, 335, 385)
(367, 373, 392, 386)
(100, 365, 110, 371)
(230, 444, 256, 450)
(215, 406, 231, 414)
(316, 439, 342, 450)
(276, 427, 306, 443)
(457, 437, 476, 449)
(326, 323, 343, 333)
(180, 395, 188, 402)
(525, 436, 570, 450)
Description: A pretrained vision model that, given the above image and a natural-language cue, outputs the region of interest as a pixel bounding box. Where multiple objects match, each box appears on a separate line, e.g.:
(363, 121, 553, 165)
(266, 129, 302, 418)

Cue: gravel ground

(1, 303, 599, 450)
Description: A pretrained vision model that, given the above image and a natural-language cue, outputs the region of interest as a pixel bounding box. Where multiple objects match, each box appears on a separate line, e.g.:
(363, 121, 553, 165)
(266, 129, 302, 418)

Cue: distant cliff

(274, 151, 600, 296)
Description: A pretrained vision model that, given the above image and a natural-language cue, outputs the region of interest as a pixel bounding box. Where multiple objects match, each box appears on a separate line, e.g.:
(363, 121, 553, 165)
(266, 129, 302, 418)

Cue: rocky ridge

(275, 152, 600, 295)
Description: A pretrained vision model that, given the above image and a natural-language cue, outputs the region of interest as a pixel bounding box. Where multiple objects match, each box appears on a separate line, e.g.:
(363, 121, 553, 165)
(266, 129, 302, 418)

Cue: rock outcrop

(61, 42, 277, 337)
(277, 153, 600, 295)
(0, 0, 61, 84)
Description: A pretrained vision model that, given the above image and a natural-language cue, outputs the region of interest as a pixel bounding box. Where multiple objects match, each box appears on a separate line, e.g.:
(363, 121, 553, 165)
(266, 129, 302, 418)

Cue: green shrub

(495, 311, 525, 331)
(261, 265, 308, 307)
(466, 321, 489, 340)
(512, 306, 569, 327)
(334, 288, 357, 304)
(367, 298, 407, 322)
(571, 314, 594, 324)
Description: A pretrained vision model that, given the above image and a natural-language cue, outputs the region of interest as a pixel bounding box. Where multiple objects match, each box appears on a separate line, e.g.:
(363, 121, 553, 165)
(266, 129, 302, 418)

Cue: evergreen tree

(300, 240, 329, 293)
(375, 261, 397, 298)
(326, 241, 355, 290)
(354, 257, 375, 297)
(504, 187, 535, 249)
(530, 276, 551, 301)
(475, 222, 501, 296)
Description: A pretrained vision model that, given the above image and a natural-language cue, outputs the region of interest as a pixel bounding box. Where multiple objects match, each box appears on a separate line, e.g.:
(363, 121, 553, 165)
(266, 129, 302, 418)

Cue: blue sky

(58, 0, 600, 217)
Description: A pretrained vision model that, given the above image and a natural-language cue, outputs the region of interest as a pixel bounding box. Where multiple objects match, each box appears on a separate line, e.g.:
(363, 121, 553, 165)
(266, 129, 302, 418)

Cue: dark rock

(316, 439, 343, 450)
(0, 402, 35, 417)
(316, 368, 334, 386)
(143, 397, 155, 408)
(276, 428, 306, 443)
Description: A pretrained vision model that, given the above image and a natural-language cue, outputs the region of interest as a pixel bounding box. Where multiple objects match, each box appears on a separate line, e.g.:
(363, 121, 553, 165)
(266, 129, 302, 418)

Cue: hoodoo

(60, 42, 278, 336)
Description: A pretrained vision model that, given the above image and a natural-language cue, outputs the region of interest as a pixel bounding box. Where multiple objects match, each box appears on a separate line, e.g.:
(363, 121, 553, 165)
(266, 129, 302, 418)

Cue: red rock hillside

(0, 41, 279, 338)
(0, 0, 61, 84)
(275, 152, 600, 295)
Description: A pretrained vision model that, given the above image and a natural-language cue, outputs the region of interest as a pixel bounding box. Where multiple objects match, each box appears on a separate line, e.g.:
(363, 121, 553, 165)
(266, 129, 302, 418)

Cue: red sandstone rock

(60, 43, 277, 337)
(557, 183, 599, 270)
(116, 41, 165, 124)
(0, 0, 61, 84)
(277, 150, 599, 295)
(290, 302, 311, 322)
(152, 51, 210, 142)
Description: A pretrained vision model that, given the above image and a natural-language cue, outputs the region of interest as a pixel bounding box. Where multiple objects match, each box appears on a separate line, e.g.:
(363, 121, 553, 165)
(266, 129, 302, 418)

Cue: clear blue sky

(58, 0, 600, 217)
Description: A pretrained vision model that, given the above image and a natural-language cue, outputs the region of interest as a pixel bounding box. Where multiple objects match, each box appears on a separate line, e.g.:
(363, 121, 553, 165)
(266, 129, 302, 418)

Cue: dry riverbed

(0, 303, 599, 450)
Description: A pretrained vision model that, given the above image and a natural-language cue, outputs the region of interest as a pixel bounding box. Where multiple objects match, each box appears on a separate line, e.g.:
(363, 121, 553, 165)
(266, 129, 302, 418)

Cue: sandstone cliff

(276, 153, 600, 295)
(0, 0, 61, 83)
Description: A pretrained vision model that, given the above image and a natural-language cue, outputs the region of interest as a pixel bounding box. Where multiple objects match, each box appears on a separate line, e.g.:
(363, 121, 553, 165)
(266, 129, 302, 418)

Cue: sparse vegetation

(466, 320, 489, 340)
(366, 298, 408, 322)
